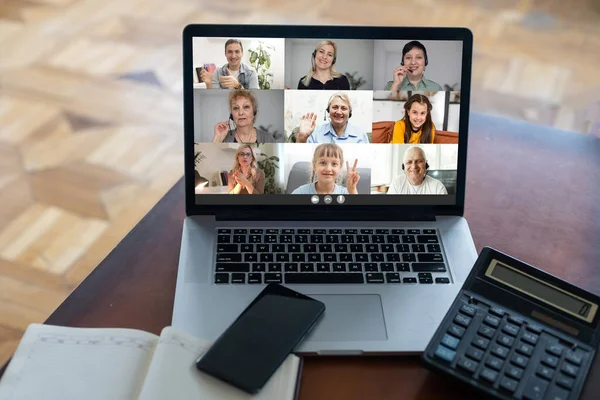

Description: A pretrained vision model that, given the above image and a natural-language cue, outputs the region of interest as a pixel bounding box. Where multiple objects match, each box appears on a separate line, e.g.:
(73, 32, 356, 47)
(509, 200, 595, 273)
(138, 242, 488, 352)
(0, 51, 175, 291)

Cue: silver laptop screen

(191, 36, 463, 206)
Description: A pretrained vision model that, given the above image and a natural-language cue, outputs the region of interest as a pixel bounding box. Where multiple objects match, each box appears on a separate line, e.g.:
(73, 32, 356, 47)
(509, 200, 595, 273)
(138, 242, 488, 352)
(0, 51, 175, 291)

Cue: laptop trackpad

(304, 294, 387, 341)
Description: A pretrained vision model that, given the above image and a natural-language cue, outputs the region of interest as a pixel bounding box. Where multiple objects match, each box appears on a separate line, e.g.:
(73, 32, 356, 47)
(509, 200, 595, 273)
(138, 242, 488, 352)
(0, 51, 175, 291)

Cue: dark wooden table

(2, 112, 599, 399)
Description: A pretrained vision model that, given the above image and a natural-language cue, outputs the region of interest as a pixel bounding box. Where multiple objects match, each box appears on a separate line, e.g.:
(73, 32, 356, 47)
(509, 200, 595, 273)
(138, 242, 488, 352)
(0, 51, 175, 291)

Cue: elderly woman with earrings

(385, 41, 442, 91)
(391, 93, 437, 144)
(227, 145, 265, 194)
(212, 88, 278, 144)
(297, 40, 350, 90)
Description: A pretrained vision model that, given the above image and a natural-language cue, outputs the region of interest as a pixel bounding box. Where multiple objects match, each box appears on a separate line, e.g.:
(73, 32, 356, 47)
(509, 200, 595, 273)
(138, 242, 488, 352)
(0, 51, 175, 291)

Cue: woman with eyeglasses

(227, 145, 265, 194)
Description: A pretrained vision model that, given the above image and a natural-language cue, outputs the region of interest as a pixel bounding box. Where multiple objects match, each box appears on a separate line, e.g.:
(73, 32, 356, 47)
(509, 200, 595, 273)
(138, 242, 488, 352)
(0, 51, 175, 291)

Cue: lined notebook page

(0, 324, 158, 400)
(138, 326, 300, 400)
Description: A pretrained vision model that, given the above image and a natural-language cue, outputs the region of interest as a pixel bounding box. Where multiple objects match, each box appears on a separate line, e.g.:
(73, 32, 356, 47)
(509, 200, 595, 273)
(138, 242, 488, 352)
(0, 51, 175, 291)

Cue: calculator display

(486, 260, 598, 323)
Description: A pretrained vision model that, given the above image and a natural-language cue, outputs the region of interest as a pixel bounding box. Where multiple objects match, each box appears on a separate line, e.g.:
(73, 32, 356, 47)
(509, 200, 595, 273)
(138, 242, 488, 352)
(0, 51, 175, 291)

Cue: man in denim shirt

(202, 39, 259, 89)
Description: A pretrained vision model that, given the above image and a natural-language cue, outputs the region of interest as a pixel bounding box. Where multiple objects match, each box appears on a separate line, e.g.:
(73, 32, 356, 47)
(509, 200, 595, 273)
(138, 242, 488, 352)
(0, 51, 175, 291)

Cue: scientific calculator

(422, 247, 600, 400)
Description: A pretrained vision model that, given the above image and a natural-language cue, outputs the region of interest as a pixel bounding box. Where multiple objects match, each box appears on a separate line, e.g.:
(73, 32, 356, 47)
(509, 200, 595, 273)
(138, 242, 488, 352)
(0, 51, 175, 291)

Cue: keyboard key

(215, 273, 229, 284)
(391, 229, 404, 234)
(252, 263, 266, 272)
(521, 331, 539, 345)
(412, 263, 446, 272)
(516, 342, 534, 357)
(231, 273, 245, 284)
(435, 277, 450, 284)
(510, 353, 529, 369)
(453, 314, 472, 328)
(282, 229, 295, 234)
(434, 345, 456, 363)
(460, 304, 477, 317)
(484, 315, 501, 328)
(417, 253, 443, 262)
(565, 350, 585, 366)
(217, 235, 230, 243)
(366, 273, 385, 283)
(241, 244, 253, 252)
(546, 343, 566, 357)
(502, 323, 520, 337)
(505, 365, 524, 380)
(407, 229, 420, 234)
(417, 235, 438, 243)
(411, 244, 425, 253)
(266, 229, 279, 234)
(396, 263, 410, 271)
(499, 376, 518, 393)
(380, 263, 394, 272)
(423, 229, 436, 234)
(541, 354, 559, 368)
(497, 334, 515, 348)
(216, 263, 250, 272)
(360, 229, 373, 234)
(441, 334, 460, 350)
(555, 374, 574, 389)
(385, 273, 401, 283)
(457, 357, 478, 374)
(217, 244, 238, 252)
(480, 368, 498, 384)
(478, 325, 496, 339)
(545, 385, 570, 400)
(521, 376, 548, 400)
(217, 229, 231, 234)
(472, 336, 490, 350)
(466, 347, 484, 361)
(489, 307, 505, 317)
(561, 362, 579, 378)
(536, 365, 555, 381)
(247, 273, 262, 284)
(490, 343, 510, 359)
(448, 324, 466, 339)
(403, 277, 417, 284)
(485, 356, 504, 371)
(234, 228, 247, 234)
(284, 273, 364, 284)
(264, 273, 282, 283)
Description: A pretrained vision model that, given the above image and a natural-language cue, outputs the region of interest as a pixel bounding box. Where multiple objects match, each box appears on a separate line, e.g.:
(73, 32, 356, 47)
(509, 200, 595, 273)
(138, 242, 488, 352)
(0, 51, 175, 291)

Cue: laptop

(173, 24, 478, 355)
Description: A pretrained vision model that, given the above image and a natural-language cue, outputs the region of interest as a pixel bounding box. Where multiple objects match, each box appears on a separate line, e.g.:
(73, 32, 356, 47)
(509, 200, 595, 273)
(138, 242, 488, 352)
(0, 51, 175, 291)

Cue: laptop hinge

(215, 211, 437, 222)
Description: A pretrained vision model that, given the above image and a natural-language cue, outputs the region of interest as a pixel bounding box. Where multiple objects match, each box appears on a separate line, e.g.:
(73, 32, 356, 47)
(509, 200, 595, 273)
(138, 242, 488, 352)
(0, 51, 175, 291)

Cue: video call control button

(324, 195, 332, 204)
(311, 195, 319, 204)
(337, 195, 345, 204)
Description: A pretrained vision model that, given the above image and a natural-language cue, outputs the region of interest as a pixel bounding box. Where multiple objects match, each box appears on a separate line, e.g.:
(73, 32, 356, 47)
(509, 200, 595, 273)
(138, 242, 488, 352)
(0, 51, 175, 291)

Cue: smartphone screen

(196, 284, 325, 394)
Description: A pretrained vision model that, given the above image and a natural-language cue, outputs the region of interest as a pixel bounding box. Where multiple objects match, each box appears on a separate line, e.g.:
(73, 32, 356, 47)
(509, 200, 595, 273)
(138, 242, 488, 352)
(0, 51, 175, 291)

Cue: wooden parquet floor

(1, 0, 599, 367)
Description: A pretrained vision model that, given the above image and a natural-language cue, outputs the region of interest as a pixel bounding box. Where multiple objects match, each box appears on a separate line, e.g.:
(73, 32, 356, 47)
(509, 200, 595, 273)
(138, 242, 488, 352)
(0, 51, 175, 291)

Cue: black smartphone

(195, 283, 325, 394)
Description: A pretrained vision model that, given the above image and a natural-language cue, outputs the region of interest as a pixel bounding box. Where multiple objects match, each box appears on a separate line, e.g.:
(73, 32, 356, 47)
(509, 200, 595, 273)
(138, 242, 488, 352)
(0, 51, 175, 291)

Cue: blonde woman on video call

(291, 144, 360, 194)
(227, 145, 265, 194)
(297, 40, 350, 90)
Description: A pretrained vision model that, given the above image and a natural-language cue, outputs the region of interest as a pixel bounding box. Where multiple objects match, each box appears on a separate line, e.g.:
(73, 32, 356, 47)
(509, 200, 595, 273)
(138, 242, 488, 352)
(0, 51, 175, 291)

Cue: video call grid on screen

(191, 35, 464, 206)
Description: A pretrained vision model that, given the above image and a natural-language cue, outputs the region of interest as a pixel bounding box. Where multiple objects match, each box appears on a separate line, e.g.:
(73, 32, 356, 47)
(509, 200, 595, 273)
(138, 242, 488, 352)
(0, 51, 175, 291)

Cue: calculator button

(499, 376, 518, 393)
(441, 333, 460, 350)
(545, 385, 570, 400)
(434, 344, 456, 363)
(457, 357, 478, 373)
(546, 343, 566, 357)
(502, 323, 520, 337)
(565, 350, 584, 366)
(472, 336, 490, 350)
(536, 365, 555, 381)
(560, 362, 579, 378)
(522, 376, 549, 400)
(484, 314, 501, 328)
(555, 374, 574, 390)
(459, 304, 477, 317)
(466, 346, 484, 361)
(489, 307, 505, 317)
(526, 323, 543, 334)
(485, 356, 504, 371)
(505, 365, 524, 380)
(490, 343, 510, 359)
(497, 333, 515, 348)
(478, 325, 495, 339)
(448, 324, 466, 339)
(479, 368, 498, 384)
(510, 353, 529, 369)
(521, 331, 539, 345)
(453, 314, 471, 328)
(508, 315, 524, 325)
(540, 354, 559, 368)
(516, 342, 534, 356)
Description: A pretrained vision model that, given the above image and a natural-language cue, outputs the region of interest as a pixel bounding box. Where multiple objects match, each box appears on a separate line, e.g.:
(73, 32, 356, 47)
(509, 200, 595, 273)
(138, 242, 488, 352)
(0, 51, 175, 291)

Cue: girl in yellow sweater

(391, 94, 436, 144)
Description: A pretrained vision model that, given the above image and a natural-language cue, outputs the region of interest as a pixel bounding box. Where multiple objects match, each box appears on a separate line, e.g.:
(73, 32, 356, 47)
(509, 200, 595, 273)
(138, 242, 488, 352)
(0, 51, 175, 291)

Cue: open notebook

(0, 324, 301, 400)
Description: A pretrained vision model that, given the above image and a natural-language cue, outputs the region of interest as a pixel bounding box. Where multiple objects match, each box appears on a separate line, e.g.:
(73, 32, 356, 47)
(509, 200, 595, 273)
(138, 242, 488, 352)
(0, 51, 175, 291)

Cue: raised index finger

(352, 159, 358, 172)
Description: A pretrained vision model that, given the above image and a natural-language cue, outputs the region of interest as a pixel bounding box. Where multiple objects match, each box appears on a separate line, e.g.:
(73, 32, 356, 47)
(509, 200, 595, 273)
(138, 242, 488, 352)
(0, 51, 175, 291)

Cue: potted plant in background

(248, 42, 275, 90)
(345, 71, 366, 90)
(257, 152, 283, 194)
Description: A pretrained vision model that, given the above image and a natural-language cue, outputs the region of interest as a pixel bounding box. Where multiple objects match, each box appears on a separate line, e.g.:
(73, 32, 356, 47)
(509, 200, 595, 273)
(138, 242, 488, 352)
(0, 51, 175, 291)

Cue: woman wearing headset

(212, 88, 278, 143)
(297, 40, 350, 90)
(385, 41, 442, 91)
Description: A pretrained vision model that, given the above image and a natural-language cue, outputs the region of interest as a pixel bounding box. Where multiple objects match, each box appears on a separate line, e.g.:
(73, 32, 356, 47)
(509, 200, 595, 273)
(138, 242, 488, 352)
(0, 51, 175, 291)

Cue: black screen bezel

(183, 24, 473, 220)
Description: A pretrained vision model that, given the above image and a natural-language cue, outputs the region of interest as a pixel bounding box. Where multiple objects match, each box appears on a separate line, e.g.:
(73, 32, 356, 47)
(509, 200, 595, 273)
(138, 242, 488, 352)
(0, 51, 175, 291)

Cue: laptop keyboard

(214, 228, 451, 285)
